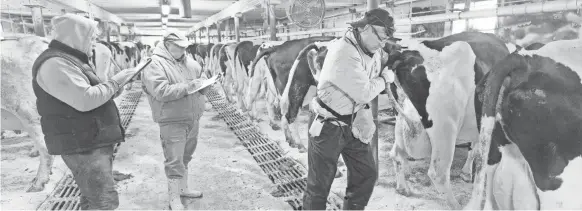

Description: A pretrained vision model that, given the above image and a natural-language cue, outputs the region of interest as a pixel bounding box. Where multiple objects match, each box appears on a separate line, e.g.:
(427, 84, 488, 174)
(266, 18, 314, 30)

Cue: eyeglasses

(370, 25, 391, 43)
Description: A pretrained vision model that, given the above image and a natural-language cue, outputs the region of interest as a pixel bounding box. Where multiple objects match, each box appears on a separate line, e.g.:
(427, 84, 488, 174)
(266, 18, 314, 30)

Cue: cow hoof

(297, 145, 307, 153)
(26, 177, 46, 192)
(395, 187, 412, 197)
(335, 171, 343, 178)
(28, 148, 40, 157)
(269, 123, 281, 131)
(460, 172, 473, 183)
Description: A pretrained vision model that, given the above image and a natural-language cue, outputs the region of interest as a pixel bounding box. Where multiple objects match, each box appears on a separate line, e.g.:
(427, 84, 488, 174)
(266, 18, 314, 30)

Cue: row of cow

(192, 27, 581, 209)
(0, 35, 150, 192)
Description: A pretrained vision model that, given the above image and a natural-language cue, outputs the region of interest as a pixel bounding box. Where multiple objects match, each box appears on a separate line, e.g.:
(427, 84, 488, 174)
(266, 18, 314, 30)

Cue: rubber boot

(343, 201, 366, 211)
(180, 174, 203, 198)
(168, 179, 185, 210)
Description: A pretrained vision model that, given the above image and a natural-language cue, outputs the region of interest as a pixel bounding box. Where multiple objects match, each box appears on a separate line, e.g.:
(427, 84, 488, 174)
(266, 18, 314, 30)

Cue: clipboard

(187, 75, 219, 94)
(118, 58, 153, 87)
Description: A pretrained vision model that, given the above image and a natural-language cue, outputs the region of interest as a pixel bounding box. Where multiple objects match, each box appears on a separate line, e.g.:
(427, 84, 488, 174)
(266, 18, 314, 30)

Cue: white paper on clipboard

(118, 58, 152, 87)
(187, 75, 219, 94)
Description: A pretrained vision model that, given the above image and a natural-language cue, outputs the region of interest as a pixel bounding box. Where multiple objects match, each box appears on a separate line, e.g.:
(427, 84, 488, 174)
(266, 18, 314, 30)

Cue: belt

(315, 97, 354, 125)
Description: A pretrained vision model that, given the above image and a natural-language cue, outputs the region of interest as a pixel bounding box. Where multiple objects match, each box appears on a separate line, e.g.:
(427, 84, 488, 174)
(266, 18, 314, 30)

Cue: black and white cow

(245, 41, 286, 130)
(466, 39, 582, 210)
(382, 32, 511, 209)
(248, 36, 336, 151)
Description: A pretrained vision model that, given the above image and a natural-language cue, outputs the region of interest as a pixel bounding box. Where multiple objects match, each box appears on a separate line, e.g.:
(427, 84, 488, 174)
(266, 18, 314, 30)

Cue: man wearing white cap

(141, 31, 208, 210)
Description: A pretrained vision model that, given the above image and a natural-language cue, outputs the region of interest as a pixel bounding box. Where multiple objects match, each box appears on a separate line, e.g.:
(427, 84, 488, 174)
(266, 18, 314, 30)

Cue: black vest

(32, 40, 125, 155)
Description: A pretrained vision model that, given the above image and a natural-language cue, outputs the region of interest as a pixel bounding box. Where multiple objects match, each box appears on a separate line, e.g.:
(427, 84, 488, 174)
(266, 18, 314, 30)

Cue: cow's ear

(403, 51, 424, 65)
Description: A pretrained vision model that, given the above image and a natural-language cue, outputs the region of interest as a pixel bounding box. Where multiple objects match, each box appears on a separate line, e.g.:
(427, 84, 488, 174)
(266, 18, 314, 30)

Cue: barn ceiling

(1, 0, 501, 36)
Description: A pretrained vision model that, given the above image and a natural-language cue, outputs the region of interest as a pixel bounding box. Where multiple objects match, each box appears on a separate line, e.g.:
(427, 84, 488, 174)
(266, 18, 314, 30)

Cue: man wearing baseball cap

(303, 8, 395, 210)
(141, 31, 207, 210)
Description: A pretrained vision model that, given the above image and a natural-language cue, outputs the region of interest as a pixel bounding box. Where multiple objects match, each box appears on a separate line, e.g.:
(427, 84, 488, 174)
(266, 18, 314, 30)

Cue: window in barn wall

(452, 0, 497, 34)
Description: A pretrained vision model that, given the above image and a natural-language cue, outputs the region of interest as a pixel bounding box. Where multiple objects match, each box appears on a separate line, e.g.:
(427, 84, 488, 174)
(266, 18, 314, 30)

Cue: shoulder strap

(33, 49, 100, 84)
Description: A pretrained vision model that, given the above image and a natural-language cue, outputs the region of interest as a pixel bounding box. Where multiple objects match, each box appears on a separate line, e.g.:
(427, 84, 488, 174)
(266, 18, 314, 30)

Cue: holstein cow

(246, 41, 286, 130)
(1, 36, 122, 192)
(382, 32, 511, 209)
(248, 36, 336, 151)
(227, 41, 261, 116)
(466, 39, 582, 210)
(98, 41, 142, 90)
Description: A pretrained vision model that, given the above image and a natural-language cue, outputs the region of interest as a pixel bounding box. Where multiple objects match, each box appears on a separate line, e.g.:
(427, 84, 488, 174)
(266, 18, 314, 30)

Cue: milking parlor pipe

(396, 0, 581, 25)
(368, 0, 381, 184)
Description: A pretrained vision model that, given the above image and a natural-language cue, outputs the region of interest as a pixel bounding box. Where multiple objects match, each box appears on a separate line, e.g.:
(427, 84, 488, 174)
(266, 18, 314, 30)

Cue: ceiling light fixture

(161, 5, 171, 15)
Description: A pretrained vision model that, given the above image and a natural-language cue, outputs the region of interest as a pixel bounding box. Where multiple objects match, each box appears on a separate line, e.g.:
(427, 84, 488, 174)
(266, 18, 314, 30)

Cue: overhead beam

(46, 0, 124, 25)
(179, 0, 193, 18)
(125, 18, 203, 23)
(116, 13, 207, 20)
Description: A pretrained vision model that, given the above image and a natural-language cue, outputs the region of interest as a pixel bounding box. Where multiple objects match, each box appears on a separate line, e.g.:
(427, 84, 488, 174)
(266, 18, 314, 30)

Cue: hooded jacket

(141, 42, 206, 124)
(33, 14, 124, 155)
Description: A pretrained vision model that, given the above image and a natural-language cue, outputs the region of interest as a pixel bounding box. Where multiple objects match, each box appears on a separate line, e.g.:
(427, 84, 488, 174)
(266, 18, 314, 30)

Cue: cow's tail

(280, 43, 319, 122)
(250, 47, 275, 77)
(470, 53, 525, 208)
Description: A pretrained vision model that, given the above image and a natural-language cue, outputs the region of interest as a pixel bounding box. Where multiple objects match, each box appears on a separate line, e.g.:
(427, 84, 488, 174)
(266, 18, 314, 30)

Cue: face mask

(360, 25, 389, 52)
(166, 42, 186, 60)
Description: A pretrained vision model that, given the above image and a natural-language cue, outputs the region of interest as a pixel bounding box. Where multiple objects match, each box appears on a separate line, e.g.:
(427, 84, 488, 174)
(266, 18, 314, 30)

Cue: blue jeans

(61, 145, 118, 210)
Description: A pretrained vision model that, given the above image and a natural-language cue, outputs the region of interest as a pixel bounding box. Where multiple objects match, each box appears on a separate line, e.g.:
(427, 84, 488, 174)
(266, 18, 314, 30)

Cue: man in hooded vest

(33, 14, 138, 210)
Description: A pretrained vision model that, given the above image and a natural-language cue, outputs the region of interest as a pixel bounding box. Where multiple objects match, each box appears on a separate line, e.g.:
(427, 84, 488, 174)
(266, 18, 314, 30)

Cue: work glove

(110, 68, 138, 88)
(379, 70, 394, 94)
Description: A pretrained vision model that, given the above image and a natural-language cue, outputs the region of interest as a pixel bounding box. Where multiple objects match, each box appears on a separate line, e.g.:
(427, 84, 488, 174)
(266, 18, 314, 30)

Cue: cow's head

(381, 39, 434, 128)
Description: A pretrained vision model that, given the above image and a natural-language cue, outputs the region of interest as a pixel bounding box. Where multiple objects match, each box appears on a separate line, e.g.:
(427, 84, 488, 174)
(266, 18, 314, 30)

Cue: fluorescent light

(162, 17, 168, 24)
(161, 5, 171, 15)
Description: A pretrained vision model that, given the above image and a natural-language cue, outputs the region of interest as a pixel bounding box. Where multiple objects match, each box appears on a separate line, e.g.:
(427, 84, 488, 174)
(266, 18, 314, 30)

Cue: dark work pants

(61, 145, 118, 210)
(302, 120, 378, 210)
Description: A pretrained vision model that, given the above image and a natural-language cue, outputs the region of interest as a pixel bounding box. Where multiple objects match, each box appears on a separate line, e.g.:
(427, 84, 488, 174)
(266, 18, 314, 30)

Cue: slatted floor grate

(205, 85, 342, 210)
(36, 84, 143, 211)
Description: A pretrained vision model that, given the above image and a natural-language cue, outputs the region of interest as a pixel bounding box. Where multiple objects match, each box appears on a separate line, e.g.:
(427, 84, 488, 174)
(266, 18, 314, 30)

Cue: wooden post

(206, 26, 210, 44)
(216, 21, 222, 42)
(367, 0, 380, 184)
(224, 20, 230, 41)
(269, 5, 277, 41)
(234, 13, 241, 42)
(443, 0, 454, 36)
(106, 21, 111, 42)
(26, 5, 46, 37)
(465, 0, 471, 31)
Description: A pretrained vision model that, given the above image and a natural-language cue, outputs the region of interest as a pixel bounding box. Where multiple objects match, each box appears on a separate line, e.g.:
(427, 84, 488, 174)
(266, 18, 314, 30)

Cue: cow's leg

(266, 103, 281, 131)
(426, 125, 461, 210)
(26, 122, 53, 192)
(389, 118, 412, 196)
(461, 146, 477, 183)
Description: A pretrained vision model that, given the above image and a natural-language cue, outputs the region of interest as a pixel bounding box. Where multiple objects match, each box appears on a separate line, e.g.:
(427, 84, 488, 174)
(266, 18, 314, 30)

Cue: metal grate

(37, 84, 143, 211)
(205, 85, 342, 210)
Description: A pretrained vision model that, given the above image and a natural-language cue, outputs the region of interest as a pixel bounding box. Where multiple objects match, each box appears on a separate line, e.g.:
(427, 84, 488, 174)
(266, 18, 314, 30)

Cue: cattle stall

(1, 0, 581, 210)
